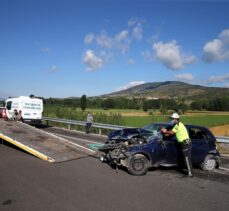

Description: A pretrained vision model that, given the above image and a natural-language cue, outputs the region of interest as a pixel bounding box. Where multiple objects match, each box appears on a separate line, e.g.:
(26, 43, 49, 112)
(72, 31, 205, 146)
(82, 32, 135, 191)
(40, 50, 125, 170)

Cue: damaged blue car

(99, 123, 220, 176)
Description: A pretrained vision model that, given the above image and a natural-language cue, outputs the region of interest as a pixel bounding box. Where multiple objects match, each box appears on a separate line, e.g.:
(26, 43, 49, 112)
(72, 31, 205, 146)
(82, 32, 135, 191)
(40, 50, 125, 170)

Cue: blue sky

(0, 0, 229, 98)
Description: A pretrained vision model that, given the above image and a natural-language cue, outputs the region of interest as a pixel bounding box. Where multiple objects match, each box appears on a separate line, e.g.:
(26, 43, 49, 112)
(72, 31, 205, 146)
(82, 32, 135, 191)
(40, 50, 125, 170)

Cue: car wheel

(128, 154, 149, 176)
(201, 155, 217, 171)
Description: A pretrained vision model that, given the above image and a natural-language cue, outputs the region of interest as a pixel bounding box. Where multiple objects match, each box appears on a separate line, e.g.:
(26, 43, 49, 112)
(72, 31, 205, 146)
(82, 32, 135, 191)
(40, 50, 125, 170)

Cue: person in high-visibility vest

(161, 113, 194, 177)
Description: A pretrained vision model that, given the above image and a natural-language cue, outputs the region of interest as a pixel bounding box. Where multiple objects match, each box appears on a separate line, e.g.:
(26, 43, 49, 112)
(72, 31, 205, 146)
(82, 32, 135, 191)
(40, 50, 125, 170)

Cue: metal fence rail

(43, 117, 131, 135)
(216, 136, 229, 144)
(43, 117, 229, 143)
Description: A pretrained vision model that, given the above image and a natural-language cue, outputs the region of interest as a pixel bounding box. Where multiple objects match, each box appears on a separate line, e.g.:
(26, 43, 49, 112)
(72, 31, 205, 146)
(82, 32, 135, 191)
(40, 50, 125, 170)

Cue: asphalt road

(1, 126, 229, 211)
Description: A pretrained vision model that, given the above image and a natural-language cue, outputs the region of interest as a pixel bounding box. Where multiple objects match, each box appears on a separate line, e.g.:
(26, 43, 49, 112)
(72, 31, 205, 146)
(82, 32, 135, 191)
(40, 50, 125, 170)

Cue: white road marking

(44, 131, 96, 153)
(219, 167, 229, 171)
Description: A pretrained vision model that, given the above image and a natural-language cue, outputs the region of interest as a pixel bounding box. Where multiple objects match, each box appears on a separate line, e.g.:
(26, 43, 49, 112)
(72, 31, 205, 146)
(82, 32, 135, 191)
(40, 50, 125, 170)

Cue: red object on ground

(0, 107, 8, 120)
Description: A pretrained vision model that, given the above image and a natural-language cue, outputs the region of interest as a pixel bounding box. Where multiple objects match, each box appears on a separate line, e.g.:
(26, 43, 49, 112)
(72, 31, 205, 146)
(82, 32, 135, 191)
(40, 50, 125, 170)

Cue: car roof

(150, 122, 208, 130)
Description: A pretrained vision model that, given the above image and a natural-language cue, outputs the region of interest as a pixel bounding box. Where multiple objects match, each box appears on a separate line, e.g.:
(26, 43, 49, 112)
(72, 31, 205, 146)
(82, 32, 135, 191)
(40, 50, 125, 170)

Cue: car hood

(108, 128, 141, 140)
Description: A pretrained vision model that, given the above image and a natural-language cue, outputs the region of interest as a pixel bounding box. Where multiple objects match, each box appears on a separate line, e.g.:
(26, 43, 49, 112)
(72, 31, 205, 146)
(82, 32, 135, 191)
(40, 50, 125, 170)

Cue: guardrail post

(99, 128, 101, 135)
(68, 124, 71, 130)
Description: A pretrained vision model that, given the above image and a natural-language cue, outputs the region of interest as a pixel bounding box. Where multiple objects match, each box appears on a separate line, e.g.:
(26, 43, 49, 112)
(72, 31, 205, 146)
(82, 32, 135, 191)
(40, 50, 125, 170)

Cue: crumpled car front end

(99, 130, 163, 175)
(99, 142, 132, 167)
(107, 128, 141, 143)
(99, 134, 154, 169)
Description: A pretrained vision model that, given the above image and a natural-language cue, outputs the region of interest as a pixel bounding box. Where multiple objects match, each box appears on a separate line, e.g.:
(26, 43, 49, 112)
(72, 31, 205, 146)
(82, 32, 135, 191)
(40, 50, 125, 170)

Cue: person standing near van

(161, 113, 194, 177)
(16, 110, 23, 122)
(85, 112, 93, 133)
(12, 109, 18, 120)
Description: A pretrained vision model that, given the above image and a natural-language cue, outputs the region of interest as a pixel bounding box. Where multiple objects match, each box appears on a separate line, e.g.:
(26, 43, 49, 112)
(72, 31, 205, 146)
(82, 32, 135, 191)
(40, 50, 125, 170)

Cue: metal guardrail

(216, 136, 229, 144)
(43, 117, 229, 143)
(43, 117, 131, 135)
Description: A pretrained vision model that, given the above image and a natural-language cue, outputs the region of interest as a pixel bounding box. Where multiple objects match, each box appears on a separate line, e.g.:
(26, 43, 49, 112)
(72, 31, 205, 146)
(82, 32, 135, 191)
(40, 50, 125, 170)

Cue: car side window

(189, 127, 210, 140)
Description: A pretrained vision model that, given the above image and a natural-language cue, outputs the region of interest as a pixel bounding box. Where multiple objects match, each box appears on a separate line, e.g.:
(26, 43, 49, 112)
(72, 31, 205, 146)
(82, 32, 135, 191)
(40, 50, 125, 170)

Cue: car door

(146, 124, 169, 165)
(188, 126, 210, 164)
(162, 135, 178, 164)
(153, 137, 167, 165)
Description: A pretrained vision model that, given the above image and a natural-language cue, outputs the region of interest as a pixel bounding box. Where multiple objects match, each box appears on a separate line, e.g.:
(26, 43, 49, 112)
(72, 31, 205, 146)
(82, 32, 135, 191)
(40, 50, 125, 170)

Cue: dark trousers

(180, 142, 194, 175)
(85, 123, 92, 133)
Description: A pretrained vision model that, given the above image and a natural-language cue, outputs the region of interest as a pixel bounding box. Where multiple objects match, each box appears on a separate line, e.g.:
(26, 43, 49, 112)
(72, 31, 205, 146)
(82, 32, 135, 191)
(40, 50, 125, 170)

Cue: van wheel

(128, 154, 149, 176)
(201, 155, 217, 171)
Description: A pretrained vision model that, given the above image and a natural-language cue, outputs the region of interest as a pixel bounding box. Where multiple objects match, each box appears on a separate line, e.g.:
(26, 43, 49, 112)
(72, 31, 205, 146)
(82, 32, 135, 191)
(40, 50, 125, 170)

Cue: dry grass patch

(210, 124, 229, 136)
(121, 112, 149, 117)
(186, 111, 229, 116)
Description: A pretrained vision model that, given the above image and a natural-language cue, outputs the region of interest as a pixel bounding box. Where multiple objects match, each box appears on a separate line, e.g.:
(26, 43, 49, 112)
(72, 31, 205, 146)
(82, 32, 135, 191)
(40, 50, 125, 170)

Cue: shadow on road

(34, 123, 51, 129)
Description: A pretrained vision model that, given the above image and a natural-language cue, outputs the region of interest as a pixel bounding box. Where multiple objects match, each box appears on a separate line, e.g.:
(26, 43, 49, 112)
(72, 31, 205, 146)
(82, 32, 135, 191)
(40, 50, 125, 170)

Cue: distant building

(146, 97, 159, 100)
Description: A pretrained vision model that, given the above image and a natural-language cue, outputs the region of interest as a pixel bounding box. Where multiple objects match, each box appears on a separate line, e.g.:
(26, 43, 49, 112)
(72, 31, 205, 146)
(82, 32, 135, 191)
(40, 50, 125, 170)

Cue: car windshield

(139, 124, 166, 141)
(143, 123, 175, 140)
(143, 124, 161, 133)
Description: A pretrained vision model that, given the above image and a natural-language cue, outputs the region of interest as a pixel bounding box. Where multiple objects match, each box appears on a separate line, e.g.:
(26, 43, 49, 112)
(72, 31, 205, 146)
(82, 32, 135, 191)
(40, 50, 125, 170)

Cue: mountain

(101, 81, 229, 100)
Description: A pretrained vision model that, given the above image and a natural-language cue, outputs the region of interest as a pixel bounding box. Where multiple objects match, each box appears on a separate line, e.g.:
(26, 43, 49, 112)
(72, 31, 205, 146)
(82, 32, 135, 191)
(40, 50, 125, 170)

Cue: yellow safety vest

(172, 122, 189, 143)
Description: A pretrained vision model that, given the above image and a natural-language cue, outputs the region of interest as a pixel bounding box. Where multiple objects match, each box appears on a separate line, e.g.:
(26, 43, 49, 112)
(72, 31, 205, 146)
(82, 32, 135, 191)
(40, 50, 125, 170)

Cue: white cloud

(115, 30, 129, 42)
(153, 40, 196, 70)
(128, 17, 143, 41)
(207, 73, 229, 84)
(175, 73, 194, 81)
(149, 33, 160, 44)
(96, 31, 113, 49)
(117, 43, 130, 55)
(141, 50, 154, 62)
(88, 30, 131, 54)
(82, 49, 103, 71)
(99, 50, 114, 63)
(127, 59, 135, 65)
(84, 33, 94, 45)
(128, 17, 143, 27)
(41, 48, 51, 53)
(128, 18, 138, 27)
(83, 17, 145, 67)
(115, 30, 131, 54)
(203, 29, 229, 63)
(50, 65, 57, 72)
(219, 29, 229, 44)
(132, 24, 143, 40)
(116, 81, 145, 91)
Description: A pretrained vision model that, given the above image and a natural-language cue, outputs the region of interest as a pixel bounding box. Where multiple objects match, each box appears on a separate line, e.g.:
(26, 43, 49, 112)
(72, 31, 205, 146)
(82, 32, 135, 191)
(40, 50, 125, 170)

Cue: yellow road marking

(0, 133, 55, 163)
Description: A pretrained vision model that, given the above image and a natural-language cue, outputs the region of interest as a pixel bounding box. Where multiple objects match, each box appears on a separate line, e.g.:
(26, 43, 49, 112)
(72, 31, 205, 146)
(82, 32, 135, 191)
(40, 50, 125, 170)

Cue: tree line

(43, 96, 229, 112)
(1, 95, 228, 112)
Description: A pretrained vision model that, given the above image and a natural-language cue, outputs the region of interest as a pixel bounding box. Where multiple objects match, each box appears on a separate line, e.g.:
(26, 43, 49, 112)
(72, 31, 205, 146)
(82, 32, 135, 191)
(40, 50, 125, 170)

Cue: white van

(5, 96, 43, 124)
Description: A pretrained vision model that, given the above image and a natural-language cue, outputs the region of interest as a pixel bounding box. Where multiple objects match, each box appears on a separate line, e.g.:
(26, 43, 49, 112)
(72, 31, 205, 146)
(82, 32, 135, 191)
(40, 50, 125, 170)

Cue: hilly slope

(102, 81, 229, 100)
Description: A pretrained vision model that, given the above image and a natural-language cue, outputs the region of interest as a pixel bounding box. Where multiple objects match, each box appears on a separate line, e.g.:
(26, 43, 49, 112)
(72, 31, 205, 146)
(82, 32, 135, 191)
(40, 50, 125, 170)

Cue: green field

(123, 115, 229, 128)
(44, 106, 229, 128)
